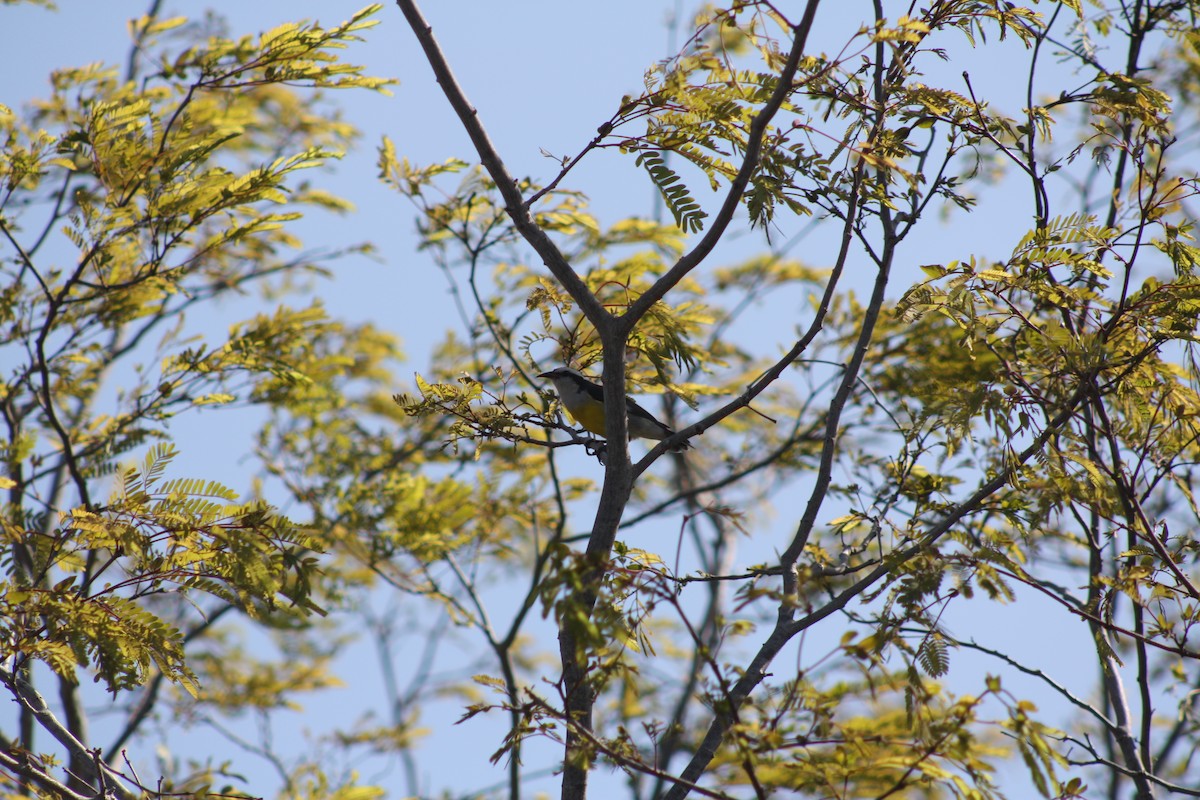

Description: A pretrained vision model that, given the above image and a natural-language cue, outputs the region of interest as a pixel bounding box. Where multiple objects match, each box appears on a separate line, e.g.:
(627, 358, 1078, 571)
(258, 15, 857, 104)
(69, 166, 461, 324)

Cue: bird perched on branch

(538, 367, 690, 452)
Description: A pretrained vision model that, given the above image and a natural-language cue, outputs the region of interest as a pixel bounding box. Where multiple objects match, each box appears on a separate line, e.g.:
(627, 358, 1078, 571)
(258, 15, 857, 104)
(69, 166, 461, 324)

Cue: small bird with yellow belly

(538, 367, 690, 452)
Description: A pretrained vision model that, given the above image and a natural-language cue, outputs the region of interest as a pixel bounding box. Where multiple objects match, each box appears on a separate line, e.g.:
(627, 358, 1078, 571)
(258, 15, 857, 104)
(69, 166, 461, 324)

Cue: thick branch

(621, 1, 822, 334)
(393, 0, 607, 329)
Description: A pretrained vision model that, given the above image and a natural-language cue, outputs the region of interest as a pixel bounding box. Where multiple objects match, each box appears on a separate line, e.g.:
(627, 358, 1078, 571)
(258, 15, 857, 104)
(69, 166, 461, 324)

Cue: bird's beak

(537, 371, 552, 379)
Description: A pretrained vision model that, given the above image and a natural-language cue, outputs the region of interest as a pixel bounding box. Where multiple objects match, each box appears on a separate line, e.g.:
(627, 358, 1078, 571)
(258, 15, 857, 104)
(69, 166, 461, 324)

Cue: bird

(538, 367, 690, 452)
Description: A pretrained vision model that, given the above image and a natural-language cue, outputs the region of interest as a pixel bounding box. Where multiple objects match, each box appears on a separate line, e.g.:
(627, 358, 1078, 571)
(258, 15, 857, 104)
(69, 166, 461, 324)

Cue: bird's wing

(577, 378, 676, 436)
(625, 396, 674, 434)
(577, 377, 606, 403)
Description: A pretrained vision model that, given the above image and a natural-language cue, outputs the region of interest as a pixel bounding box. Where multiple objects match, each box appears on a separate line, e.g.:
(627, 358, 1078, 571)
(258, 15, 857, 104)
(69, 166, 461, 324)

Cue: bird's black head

(538, 367, 587, 381)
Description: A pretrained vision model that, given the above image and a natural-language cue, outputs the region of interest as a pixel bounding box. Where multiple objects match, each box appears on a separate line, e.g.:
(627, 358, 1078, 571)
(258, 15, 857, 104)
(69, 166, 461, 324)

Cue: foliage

(4, 2, 1200, 800)
(0, 5, 395, 800)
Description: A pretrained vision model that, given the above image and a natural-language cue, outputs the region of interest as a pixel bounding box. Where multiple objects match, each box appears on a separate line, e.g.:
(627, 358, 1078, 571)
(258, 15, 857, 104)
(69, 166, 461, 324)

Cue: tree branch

(0, 667, 140, 800)
(392, 0, 605, 328)
(622, 1, 823, 334)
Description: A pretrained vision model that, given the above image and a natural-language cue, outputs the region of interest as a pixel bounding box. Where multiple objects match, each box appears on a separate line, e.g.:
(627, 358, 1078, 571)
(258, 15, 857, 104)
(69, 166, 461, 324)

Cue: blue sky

(1, 3, 755, 794)
(0, 2, 1125, 797)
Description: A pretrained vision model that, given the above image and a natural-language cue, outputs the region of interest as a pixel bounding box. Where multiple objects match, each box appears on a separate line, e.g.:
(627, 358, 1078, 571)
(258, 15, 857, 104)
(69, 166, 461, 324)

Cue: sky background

(0, 2, 1129, 797)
